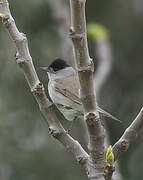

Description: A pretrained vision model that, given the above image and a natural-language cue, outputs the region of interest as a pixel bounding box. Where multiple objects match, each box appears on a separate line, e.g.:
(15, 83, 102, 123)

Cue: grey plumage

(41, 59, 120, 122)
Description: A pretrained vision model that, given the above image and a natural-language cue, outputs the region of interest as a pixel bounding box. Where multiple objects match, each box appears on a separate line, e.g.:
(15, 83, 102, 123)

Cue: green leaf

(87, 23, 109, 42)
(106, 145, 114, 166)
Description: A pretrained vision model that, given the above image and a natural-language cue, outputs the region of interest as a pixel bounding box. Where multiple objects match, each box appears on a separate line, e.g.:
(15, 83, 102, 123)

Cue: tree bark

(69, 0, 106, 179)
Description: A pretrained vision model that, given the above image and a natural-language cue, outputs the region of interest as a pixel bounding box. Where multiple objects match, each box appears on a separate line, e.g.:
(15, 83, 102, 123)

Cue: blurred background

(0, 0, 143, 179)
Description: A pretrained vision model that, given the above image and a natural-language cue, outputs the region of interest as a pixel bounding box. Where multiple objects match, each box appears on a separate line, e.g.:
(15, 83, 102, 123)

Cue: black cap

(40, 58, 70, 72)
(48, 58, 70, 72)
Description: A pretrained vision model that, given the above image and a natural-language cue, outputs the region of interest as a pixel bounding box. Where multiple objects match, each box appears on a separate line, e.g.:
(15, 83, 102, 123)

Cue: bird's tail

(97, 106, 121, 122)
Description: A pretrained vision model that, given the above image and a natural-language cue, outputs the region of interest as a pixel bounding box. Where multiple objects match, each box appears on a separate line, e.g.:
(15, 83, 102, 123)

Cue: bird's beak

(39, 66, 49, 72)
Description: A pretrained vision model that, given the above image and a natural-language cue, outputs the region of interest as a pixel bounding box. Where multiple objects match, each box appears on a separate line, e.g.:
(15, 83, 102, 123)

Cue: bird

(40, 58, 120, 122)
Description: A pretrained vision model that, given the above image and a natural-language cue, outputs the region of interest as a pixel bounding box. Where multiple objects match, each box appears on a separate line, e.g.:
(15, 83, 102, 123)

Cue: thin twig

(113, 107, 143, 160)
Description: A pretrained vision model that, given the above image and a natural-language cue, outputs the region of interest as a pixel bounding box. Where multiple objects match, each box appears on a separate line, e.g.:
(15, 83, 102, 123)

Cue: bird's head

(40, 58, 70, 74)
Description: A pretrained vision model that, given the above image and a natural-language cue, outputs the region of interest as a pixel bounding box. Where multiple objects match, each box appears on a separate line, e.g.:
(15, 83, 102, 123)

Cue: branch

(113, 107, 143, 160)
(0, 0, 89, 170)
(69, 0, 106, 179)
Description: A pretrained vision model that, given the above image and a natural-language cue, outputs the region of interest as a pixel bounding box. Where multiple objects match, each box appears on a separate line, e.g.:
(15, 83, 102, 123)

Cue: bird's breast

(48, 81, 72, 107)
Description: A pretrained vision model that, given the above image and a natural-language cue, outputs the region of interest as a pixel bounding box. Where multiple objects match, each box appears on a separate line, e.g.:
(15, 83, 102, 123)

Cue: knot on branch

(15, 51, 32, 65)
(49, 126, 63, 138)
(69, 26, 85, 39)
(120, 139, 129, 151)
(15, 52, 25, 64)
(76, 58, 94, 72)
(32, 83, 45, 96)
(14, 32, 27, 43)
(76, 155, 88, 164)
(85, 112, 99, 126)
(0, 13, 9, 25)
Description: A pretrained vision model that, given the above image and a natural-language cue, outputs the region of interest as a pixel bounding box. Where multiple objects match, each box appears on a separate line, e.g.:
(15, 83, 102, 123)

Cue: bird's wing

(54, 72, 121, 122)
(54, 73, 82, 105)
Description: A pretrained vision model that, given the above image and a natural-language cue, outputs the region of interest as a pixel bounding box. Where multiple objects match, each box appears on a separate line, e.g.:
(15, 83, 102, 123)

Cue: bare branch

(0, 0, 89, 170)
(113, 107, 143, 160)
(69, 0, 106, 179)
